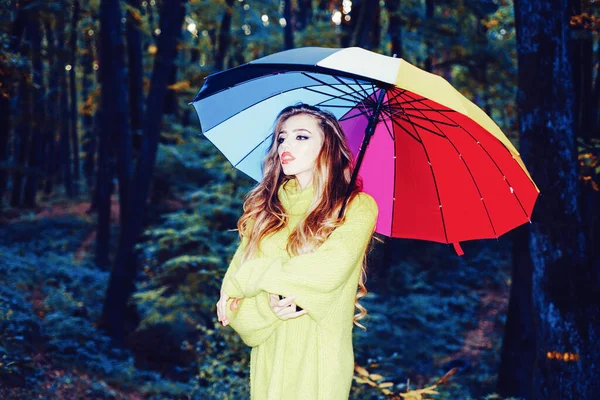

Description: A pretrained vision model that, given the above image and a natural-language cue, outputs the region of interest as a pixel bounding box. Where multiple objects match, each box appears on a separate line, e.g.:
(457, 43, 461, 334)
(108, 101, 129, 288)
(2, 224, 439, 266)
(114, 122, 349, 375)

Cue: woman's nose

(279, 141, 290, 151)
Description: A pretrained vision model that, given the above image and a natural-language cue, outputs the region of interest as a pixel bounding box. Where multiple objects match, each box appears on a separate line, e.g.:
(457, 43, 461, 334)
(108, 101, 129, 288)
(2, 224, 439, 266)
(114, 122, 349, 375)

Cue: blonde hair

(236, 103, 376, 330)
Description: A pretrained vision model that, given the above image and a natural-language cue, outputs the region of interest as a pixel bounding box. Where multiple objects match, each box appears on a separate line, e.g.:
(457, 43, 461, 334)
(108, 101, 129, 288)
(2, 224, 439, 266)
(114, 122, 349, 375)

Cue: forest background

(0, 0, 599, 399)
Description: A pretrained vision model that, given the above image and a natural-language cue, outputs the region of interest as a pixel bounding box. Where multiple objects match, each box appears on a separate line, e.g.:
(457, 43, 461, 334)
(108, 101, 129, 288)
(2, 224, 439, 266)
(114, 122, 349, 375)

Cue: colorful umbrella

(190, 46, 539, 255)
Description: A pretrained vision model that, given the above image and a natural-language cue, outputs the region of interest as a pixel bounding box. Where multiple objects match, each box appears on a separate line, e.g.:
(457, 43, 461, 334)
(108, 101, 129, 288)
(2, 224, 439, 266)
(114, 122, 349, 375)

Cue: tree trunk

(96, 0, 133, 271)
(81, 0, 97, 191)
(283, 0, 294, 50)
(0, 80, 10, 209)
(340, 0, 353, 47)
(43, 21, 59, 196)
(10, 14, 32, 208)
(424, 0, 434, 72)
(385, 0, 402, 58)
(568, 0, 595, 144)
(349, 0, 380, 50)
(163, 61, 179, 116)
(593, 42, 600, 139)
(126, 0, 144, 154)
(295, 0, 313, 31)
(568, 0, 599, 277)
(57, 16, 73, 197)
(214, 0, 234, 71)
(514, 0, 600, 398)
(94, 106, 111, 268)
(99, 0, 187, 346)
(23, 14, 44, 208)
(497, 224, 535, 398)
(70, 0, 81, 195)
(90, 108, 104, 214)
(475, 21, 491, 115)
(0, 2, 27, 206)
(164, 23, 184, 118)
(372, 1, 380, 50)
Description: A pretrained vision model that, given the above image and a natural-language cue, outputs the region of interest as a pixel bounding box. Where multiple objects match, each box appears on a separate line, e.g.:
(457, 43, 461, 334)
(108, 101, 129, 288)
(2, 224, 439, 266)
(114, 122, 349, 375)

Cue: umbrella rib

(301, 72, 366, 103)
(393, 115, 455, 137)
(382, 111, 423, 143)
(395, 90, 499, 236)
(233, 133, 273, 169)
(380, 107, 396, 142)
(389, 92, 398, 237)
(352, 78, 374, 101)
(392, 106, 456, 112)
(332, 75, 378, 104)
(387, 94, 431, 107)
(303, 86, 366, 106)
(311, 102, 365, 109)
(398, 113, 459, 127)
(313, 80, 379, 120)
(376, 90, 398, 235)
(338, 109, 372, 122)
(437, 112, 532, 221)
(399, 90, 508, 236)
(387, 88, 449, 243)
(401, 89, 533, 222)
(201, 77, 370, 134)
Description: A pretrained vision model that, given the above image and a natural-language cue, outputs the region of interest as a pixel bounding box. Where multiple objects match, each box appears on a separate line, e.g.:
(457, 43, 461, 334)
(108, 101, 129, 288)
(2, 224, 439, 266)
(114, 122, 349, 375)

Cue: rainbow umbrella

(190, 46, 539, 255)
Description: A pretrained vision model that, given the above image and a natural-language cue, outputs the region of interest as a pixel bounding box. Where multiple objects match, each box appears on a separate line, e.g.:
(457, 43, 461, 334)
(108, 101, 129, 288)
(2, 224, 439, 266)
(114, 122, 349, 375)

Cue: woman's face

(276, 114, 324, 189)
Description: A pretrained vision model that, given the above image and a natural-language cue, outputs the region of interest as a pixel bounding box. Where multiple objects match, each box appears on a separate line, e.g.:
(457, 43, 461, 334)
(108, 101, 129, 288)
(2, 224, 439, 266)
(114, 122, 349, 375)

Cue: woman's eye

(277, 135, 306, 144)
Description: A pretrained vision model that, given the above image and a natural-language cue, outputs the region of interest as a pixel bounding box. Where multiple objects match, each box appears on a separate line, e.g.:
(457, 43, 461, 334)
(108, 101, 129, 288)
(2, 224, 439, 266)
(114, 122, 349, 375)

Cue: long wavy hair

(236, 103, 377, 330)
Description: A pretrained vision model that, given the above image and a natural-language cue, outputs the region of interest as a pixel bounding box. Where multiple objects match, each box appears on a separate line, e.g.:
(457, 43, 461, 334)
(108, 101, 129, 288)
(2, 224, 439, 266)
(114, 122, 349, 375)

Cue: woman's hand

(269, 293, 308, 319)
(216, 289, 243, 327)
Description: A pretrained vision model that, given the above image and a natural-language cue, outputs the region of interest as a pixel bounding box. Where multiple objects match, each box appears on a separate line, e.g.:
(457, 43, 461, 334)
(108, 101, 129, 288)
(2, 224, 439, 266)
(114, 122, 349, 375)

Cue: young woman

(216, 103, 379, 399)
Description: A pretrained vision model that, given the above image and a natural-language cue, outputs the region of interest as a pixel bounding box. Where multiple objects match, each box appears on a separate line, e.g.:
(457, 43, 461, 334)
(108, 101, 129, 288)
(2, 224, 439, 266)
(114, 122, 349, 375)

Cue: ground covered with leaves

(0, 132, 522, 399)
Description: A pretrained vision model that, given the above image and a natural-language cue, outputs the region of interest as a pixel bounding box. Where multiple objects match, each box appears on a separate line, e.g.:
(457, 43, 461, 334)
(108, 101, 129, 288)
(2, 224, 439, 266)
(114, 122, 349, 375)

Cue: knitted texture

(222, 178, 378, 400)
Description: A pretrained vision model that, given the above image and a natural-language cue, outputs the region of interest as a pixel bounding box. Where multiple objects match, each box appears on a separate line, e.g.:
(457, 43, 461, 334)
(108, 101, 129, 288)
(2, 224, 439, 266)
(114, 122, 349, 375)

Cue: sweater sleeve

(224, 292, 282, 347)
(221, 235, 246, 299)
(227, 193, 378, 325)
(220, 228, 284, 347)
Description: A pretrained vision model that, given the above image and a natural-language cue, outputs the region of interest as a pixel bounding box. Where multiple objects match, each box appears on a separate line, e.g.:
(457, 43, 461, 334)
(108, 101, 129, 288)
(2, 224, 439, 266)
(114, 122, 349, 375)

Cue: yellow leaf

(369, 373, 384, 381)
(167, 81, 191, 92)
(399, 392, 421, 400)
(400, 386, 439, 400)
(355, 365, 370, 377)
(382, 388, 393, 395)
(125, 5, 143, 23)
(378, 381, 394, 388)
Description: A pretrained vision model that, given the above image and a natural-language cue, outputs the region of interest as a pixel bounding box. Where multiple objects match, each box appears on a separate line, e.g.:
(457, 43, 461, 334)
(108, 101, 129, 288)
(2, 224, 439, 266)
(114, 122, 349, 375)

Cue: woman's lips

(281, 152, 295, 164)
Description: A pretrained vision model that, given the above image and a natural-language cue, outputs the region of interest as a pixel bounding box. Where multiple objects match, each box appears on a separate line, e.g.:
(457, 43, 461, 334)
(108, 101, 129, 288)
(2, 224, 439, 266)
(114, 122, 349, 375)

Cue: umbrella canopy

(190, 46, 539, 255)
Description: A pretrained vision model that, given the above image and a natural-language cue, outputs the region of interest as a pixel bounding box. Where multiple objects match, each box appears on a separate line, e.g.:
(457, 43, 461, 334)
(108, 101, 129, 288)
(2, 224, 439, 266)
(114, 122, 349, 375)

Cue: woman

(215, 103, 379, 399)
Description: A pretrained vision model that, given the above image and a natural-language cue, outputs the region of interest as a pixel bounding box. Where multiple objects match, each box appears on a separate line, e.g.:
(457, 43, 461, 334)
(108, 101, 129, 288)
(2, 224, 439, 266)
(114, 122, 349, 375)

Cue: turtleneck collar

(277, 178, 315, 216)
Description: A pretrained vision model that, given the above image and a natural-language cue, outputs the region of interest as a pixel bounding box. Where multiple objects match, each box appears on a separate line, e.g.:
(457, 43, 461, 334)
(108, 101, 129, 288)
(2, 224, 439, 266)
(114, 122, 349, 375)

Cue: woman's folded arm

(225, 292, 284, 347)
(228, 193, 378, 325)
(221, 230, 283, 346)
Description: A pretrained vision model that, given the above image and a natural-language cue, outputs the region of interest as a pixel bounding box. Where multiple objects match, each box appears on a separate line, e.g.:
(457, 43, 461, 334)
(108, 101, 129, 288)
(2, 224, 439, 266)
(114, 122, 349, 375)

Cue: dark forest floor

(0, 188, 519, 400)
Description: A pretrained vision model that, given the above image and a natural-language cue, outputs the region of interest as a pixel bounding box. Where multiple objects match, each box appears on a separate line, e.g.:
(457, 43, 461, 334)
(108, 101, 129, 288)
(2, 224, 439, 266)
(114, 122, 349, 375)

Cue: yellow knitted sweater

(221, 178, 378, 400)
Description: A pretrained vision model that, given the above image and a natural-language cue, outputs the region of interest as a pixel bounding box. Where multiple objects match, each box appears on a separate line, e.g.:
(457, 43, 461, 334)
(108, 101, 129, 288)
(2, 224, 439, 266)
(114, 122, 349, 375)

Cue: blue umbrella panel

(191, 60, 387, 182)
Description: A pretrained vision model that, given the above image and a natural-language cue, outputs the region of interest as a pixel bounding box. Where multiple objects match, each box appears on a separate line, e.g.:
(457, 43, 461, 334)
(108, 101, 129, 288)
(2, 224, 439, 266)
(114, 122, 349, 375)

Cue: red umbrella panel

(339, 87, 539, 255)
